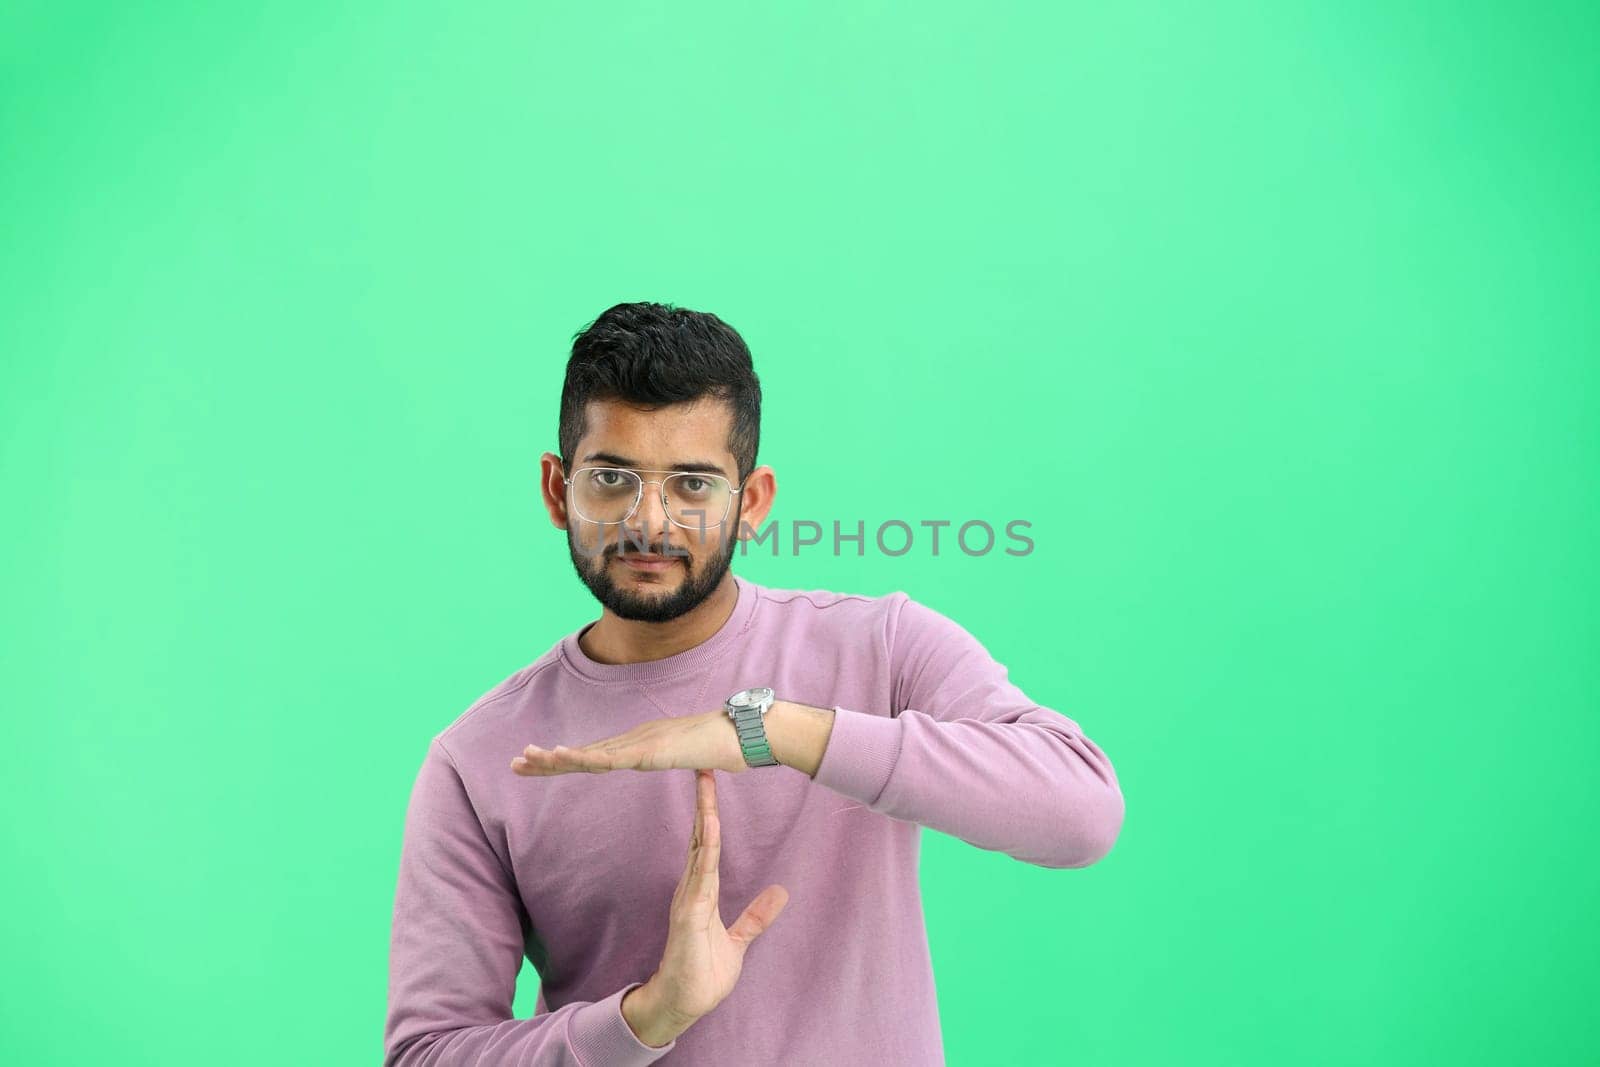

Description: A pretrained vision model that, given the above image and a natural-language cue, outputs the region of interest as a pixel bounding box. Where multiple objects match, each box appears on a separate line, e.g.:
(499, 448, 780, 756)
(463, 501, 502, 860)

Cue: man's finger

(691, 770, 720, 896)
(510, 749, 564, 776)
(728, 884, 789, 947)
(517, 747, 569, 774)
(549, 745, 607, 774)
(672, 770, 709, 905)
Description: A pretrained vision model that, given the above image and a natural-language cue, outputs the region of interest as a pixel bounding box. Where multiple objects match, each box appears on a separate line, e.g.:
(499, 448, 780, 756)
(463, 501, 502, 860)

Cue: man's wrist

(764, 700, 836, 778)
(620, 976, 693, 1048)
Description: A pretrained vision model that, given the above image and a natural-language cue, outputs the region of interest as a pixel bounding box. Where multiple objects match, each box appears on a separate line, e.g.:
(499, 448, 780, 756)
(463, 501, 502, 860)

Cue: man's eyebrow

(580, 451, 733, 478)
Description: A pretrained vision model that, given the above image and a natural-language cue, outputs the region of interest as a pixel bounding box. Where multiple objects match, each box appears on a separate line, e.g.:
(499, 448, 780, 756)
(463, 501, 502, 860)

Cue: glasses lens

(570, 468, 641, 523)
(664, 473, 732, 528)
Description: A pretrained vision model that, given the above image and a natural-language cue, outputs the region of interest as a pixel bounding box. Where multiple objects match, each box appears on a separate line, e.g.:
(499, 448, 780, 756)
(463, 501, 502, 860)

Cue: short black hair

(559, 301, 762, 483)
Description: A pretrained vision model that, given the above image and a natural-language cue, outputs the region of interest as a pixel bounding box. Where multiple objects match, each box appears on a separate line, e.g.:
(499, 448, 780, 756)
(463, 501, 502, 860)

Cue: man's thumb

(728, 884, 789, 946)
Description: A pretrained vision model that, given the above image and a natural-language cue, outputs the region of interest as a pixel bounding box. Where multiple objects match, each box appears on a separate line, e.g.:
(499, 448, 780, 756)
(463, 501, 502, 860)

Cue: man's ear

(538, 452, 571, 529)
(733, 464, 777, 538)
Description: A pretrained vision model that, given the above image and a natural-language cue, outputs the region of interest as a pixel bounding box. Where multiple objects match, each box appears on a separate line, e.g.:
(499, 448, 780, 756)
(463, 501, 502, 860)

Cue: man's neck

(578, 574, 739, 665)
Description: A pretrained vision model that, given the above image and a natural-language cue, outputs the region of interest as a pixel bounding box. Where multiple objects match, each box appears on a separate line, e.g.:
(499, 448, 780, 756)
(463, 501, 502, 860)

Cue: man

(383, 301, 1125, 1065)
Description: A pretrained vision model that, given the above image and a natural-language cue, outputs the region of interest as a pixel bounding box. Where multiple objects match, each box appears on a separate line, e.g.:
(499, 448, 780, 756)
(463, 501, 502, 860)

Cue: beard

(565, 516, 739, 623)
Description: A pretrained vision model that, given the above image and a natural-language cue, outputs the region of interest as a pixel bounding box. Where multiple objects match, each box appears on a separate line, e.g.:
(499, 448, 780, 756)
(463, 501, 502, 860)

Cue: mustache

(568, 525, 712, 560)
(601, 543, 692, 558)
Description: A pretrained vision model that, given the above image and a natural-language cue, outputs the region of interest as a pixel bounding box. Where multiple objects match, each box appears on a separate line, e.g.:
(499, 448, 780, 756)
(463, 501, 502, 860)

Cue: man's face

(561, 397, 743, 623)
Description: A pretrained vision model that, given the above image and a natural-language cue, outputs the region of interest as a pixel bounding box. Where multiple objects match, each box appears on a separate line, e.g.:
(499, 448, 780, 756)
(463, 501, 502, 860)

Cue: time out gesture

(508, 698, 837, 779)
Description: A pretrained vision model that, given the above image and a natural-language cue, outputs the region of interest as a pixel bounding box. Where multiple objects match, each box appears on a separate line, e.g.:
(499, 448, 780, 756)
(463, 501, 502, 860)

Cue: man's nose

(626, 484, 672, 547)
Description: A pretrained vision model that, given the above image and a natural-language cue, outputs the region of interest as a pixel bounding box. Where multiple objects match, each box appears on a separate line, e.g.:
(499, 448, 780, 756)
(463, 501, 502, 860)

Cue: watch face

(728, 686, 774, 709)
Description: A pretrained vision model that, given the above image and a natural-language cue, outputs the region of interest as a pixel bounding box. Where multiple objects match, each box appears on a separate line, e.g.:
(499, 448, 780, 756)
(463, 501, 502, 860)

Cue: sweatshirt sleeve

(384, 738, 676, 1066)
(810, 594, 1125, 869)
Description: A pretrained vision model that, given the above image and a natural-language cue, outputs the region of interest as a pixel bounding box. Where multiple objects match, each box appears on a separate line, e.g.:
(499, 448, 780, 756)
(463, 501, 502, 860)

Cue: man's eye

(582, 470, 633, 494)
(681, 477, 707, 492)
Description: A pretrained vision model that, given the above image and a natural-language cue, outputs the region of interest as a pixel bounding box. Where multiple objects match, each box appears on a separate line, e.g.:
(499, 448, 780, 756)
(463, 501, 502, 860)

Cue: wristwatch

(725, 687, 780, 767)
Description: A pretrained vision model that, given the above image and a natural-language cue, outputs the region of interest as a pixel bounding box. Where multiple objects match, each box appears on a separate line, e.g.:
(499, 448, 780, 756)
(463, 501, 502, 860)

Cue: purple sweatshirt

(384, 574, 1124, 1065)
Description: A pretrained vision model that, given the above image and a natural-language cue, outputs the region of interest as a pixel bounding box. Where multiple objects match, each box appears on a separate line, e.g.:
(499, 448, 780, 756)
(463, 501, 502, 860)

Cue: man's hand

(509, 701, 838, 778)
(510, 710, 747, 775)
(620, 770, 790, 1047)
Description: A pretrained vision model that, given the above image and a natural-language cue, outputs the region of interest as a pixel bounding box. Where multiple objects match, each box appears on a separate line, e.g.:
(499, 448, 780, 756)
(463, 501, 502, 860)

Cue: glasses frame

(561, 465, 745, 530)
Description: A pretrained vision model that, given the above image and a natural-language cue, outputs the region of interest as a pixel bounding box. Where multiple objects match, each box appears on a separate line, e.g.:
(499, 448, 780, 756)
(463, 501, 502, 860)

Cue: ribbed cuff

(811, 705, 904, 807)
(566, 981, 677, 1065)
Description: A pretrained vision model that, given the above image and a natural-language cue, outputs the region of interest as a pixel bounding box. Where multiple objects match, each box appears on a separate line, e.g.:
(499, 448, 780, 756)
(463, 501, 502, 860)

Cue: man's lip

(613, 553, 684, 568)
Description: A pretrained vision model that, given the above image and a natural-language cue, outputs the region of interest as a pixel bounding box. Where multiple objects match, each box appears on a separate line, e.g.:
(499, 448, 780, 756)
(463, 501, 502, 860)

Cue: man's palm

(655, 769, 789, 1022)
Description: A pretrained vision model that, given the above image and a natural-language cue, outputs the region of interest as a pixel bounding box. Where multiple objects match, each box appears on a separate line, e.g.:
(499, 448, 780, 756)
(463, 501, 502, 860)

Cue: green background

(2, 2, 1595, 1064)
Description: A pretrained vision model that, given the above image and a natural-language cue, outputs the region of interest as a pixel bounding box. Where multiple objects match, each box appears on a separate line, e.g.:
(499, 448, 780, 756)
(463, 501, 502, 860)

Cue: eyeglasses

(562, 466, 744, 530)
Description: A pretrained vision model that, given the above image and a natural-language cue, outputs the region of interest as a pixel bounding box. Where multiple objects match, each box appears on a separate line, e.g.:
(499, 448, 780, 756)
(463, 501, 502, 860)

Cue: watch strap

(727, 698, 780, 767)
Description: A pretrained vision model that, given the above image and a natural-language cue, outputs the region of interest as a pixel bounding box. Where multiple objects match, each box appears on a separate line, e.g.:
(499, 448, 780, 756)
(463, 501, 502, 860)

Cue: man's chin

(566, 530, 733, 623)
(604, 581, 699, 623)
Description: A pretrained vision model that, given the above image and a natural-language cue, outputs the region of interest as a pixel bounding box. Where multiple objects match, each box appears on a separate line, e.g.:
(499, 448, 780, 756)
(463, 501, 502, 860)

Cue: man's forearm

(763, 700, 836, 778)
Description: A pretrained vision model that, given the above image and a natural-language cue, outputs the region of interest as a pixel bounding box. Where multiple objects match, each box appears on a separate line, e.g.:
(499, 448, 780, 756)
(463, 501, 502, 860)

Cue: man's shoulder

(746, 578, 917, 638)
(433, 646, 565, 751)
(750, 578, 981, 654)
(751, 578, 909, 615)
